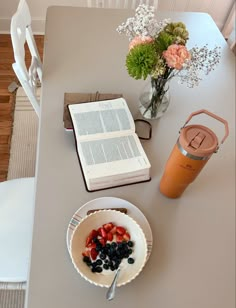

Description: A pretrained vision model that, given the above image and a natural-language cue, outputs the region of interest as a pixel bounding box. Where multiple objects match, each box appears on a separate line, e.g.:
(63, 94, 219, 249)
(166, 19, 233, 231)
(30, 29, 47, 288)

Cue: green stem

(143, 76, 171, 118)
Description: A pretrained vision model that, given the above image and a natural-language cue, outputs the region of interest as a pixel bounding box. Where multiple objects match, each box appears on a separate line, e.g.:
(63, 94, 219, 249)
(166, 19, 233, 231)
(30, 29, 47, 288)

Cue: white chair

(10, 0, 42, 117)
(87, 0, 159, 9)
(0, 178, 35, 283)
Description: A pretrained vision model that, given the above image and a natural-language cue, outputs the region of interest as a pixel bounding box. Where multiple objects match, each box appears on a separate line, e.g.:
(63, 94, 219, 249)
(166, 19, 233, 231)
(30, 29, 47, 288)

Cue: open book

(68, 98, 151, 191)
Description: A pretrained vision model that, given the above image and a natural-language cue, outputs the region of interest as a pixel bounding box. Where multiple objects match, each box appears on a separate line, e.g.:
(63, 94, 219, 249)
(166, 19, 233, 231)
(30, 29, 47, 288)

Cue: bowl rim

(69, 209, 148, 288)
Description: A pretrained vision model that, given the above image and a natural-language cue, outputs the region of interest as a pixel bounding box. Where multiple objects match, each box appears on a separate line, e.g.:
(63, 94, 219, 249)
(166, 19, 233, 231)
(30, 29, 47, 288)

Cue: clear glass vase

(139, 76, 170, 120)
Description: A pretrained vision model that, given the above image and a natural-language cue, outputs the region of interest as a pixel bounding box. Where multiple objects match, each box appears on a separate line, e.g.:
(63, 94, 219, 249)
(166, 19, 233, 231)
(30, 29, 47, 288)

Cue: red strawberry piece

(100, 227, 107, 239)
(85, 229, 98, 247)
(116, 226, 126, 235)
(107, 232, 113, 241)
(97, 227, 102, 236)
(116, 234, 124, 243)
(110, 226, 117, 234)
(99, 238, 107, 246)
(103, 222, 114, 232)
(90, 248, 98, 260)
(85, 235, 93, 247)
(87, 242, 96, 249)
(123, 232, 130, 241)
(90, 229, 98, 238)
(82, 250, 90, 257)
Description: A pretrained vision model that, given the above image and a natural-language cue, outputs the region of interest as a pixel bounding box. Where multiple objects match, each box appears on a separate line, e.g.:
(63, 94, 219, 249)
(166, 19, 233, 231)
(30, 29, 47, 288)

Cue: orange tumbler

(159, 109, 229, 198)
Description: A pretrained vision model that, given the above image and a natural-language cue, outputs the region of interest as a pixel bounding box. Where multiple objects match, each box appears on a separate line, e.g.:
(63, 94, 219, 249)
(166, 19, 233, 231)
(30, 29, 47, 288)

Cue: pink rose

(129, 36, 154, 51)
(163, 44, 191, 70)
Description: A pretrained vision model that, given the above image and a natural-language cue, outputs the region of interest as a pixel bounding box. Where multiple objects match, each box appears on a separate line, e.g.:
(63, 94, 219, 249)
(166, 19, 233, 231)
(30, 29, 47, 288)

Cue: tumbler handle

(181, 109, 229, 145)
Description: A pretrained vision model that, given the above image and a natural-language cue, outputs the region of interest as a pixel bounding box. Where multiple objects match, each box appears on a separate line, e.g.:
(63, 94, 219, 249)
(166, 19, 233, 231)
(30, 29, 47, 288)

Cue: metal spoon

(106, 267, 121, 301)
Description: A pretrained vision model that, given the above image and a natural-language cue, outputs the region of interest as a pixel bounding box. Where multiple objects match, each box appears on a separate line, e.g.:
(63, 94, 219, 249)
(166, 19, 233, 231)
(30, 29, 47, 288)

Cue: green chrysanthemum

(126, 44, 157, 80)
(154, 32, 175, 54)
(162, 22, 189, 45)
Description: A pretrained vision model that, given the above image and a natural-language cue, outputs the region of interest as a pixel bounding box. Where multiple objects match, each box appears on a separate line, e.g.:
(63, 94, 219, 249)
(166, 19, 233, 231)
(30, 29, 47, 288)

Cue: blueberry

(101, 247, 108, 254)
(83, 256, 90, 263)
(93, 238, 100, 244)
(111, 242, 117, 248)
(103, 264, 109, 270)
(128, 257, 135, 264)
(116, 250, 121, 257)
(110, 265, 115, 271)
(96, 259, 103, 266)
(108, 260, 113, 267)
(96, 243, 102, 251)
(114, 263, 119, 270)
(95, 266, 103, 273)
(128, 248, 133, 255)
(127, 241, 134, 247)
(99, 253, 106, 260)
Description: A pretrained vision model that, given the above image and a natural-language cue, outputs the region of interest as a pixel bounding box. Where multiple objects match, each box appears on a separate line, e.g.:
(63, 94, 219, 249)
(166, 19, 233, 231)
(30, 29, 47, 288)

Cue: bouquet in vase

(116, 4, 221, 119)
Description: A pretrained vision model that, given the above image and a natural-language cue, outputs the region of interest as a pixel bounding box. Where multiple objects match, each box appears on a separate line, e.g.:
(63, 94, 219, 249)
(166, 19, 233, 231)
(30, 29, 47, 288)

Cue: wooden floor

(0, 34, 44, 182)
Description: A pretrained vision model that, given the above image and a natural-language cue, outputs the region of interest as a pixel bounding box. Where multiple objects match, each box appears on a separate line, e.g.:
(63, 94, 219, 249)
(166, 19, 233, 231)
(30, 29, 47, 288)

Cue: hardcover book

(68, 98, 151, 191)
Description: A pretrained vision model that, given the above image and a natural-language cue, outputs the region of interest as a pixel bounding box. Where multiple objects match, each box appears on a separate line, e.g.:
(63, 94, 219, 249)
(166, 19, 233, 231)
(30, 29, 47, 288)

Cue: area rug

(7, 87, 39, 180)
(0, 282, 26, 308)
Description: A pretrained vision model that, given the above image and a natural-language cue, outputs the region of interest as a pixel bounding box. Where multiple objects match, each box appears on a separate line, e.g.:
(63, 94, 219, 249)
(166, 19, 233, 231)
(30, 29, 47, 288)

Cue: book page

(68, 98, 135, 140)
(79, 135, 142, 165)
(77, 133, 151, 190)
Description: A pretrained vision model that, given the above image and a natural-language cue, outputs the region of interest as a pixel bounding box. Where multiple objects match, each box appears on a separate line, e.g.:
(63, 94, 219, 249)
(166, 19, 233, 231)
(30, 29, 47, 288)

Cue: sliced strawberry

(100, 227, 107, 239)
(110, 226, 117, 234)
(116, 226, 126, 235)
(85, 235, 93, 247)
(103, 222, 114, 232)
(123, 232, 130, 241)
(90, 248, 98, 260)
(85, 229, 98, 247)
(99, 238, 107, 246)
(116, 234, 124, 243)
(82, 250, 90, 257)
(90, 229, 98, 238)
(97, 227, 102, 236)
(87, 242, 96, 249)
(107, 232, 113, 241)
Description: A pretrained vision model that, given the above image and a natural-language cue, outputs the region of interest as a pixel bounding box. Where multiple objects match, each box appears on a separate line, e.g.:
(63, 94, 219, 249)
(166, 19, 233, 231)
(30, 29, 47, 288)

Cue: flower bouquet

(117, 4, 221, 119)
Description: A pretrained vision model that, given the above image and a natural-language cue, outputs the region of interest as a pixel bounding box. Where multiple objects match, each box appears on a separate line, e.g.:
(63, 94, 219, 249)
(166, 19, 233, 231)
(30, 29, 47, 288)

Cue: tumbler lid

(179, 124, 218, 158)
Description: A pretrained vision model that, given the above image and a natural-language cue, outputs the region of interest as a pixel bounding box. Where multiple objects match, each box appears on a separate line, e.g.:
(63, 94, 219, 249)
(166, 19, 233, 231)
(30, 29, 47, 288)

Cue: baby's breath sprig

(178, 45, 221, 87)
(116, 4, 169, 40)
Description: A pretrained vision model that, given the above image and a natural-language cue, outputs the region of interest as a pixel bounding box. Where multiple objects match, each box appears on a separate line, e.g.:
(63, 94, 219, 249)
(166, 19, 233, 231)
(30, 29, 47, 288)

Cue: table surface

(26, 7, 235, 308)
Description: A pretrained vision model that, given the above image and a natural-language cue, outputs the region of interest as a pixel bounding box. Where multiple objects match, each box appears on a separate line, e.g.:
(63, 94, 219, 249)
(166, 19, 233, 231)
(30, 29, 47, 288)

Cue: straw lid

(178, 109, 229, 159)
(179, 124, 218, 158)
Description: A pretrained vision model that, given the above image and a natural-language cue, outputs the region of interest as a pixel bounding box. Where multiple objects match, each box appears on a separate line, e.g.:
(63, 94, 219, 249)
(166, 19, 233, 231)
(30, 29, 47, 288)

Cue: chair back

(11, 0, 42, 117)
(87, 0, 159, 9)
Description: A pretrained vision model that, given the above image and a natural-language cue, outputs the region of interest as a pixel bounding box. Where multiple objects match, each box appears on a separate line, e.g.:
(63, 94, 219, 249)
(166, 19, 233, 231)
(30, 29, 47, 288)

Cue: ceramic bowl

(70, 209, 147, 287)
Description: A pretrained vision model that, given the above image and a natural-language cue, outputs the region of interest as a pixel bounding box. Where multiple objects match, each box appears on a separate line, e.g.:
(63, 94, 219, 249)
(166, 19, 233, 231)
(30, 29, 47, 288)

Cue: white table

(26, 7, 235, 308)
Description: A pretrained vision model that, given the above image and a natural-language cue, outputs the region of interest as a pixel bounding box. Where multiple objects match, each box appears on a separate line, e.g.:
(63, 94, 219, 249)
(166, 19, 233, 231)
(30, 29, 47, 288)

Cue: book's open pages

(68, 98, 151, 191)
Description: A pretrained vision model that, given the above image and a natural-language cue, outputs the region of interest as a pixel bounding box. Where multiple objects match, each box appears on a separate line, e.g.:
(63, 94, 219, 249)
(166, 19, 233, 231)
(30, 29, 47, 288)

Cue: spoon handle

(106, 267, 121, 301)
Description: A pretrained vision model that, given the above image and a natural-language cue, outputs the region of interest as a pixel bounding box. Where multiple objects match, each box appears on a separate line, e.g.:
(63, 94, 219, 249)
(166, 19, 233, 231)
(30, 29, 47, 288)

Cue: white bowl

(70, 209, 147, 288)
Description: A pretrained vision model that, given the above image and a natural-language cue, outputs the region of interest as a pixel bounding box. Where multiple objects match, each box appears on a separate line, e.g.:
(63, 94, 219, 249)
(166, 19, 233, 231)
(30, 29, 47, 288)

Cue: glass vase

(139, 76, 170, 120)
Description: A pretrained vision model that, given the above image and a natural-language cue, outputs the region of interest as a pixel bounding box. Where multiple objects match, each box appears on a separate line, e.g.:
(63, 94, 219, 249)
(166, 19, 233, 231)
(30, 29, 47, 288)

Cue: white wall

(0, 0, 234, 34)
